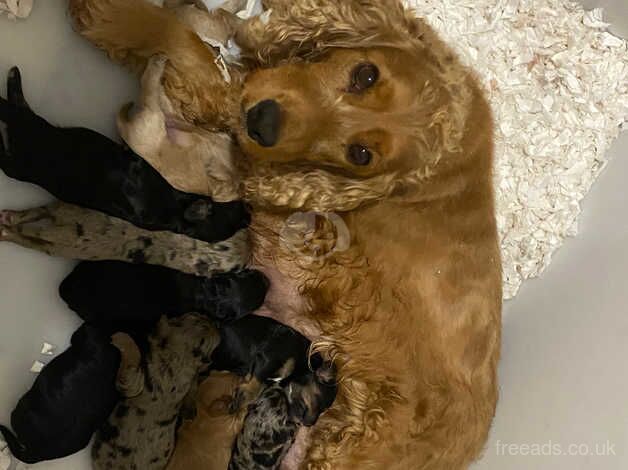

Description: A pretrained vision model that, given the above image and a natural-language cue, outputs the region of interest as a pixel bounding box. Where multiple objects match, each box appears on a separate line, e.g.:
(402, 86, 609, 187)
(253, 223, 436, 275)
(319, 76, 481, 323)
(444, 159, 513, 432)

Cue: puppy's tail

(0, 425, 40, 464)
(68, 0, 213, 73)
(6, 67, 30, 108)
(0, 66, 32, 123)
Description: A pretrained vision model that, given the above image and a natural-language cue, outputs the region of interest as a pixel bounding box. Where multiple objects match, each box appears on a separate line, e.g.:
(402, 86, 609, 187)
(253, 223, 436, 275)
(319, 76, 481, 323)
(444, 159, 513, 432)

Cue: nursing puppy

(118, 55, 241, 201)
(168, 374, 300, 470)
(60, 261, 269, 338)
(229, 384, 298, 470)
(0, 202, 249, 277)
(116, 0, 251, 201)
(92, 314, 219, 470)
(211, 315, 337, 426)
(0, 325, 123, 464)
(0, 67, 249, 243)
(166, 372, 247, 470)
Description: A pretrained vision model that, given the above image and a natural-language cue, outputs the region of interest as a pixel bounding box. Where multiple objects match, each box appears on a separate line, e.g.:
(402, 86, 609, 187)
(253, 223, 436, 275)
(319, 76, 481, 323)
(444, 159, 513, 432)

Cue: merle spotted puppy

(0, 66, 249, 243)
(0, 325, 121, 464)
(0, 202, 249, 277)
(59, 261, 268, 340)
(92, 314, 219, 470)
(229, 385, 298, 470)
(211, 315, 338, 426)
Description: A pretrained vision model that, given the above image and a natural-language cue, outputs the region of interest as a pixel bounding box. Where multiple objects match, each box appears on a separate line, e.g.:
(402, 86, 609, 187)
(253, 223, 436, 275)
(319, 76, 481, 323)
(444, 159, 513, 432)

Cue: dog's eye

(347, 144, 373, 166)
(349, 63, 379, 93)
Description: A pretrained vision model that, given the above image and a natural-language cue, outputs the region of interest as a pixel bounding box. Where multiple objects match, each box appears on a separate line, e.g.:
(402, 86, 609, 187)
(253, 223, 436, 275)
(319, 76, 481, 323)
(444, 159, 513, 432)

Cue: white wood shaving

(235, 0, 263, 19)
(40, 342, 56, 356)
(405, 0, 628, 298)
(29, 360, 44, 373)
(0, 0, 33, 20)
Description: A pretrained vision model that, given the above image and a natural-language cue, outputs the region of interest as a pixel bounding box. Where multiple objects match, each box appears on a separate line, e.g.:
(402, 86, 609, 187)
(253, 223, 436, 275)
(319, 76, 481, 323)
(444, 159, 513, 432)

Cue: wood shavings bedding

(0, 0, 32, 20)
(405, 0, 628, 298)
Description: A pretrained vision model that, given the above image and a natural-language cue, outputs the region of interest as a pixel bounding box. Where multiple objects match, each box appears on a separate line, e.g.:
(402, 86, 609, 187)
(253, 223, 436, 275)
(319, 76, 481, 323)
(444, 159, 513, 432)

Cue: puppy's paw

(145, 54, 168, 77)
(0, 210, 15, 227)
(116, 366, 144, 398)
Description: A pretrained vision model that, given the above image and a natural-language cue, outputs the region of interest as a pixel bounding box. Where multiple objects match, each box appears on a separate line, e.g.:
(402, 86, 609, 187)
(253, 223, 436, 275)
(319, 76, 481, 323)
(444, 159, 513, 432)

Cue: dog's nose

(246, 100, 280, 147)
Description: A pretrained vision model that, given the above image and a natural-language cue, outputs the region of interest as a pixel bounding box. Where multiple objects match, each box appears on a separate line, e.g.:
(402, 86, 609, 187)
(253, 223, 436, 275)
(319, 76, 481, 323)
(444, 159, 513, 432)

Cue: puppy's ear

(236, 0, 422, 65)
(183, 199, 213, 222)
(310, 353, 337, 385)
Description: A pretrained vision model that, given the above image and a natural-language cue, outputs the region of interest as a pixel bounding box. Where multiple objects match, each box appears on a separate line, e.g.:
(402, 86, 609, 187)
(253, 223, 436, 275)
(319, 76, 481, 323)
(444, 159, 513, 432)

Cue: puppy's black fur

(0, 67, 249, 243)
(0, 324, 120, 464)
(59, 261, 269, 339)
(211, 315, 338, 426)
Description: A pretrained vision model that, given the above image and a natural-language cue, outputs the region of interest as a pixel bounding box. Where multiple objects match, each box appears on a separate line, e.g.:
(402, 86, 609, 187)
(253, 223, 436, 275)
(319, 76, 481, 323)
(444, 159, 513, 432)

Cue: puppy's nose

(246, 100, 280, 147)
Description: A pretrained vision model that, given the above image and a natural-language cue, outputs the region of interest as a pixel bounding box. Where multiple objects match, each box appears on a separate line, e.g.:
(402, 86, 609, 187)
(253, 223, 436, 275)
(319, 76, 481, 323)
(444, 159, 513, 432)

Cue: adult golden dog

(67, 0, 502, 468)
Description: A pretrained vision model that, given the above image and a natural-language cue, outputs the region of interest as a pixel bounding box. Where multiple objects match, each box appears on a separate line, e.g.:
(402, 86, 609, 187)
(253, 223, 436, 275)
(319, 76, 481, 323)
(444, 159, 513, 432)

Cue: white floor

(0, 1, 626, 469)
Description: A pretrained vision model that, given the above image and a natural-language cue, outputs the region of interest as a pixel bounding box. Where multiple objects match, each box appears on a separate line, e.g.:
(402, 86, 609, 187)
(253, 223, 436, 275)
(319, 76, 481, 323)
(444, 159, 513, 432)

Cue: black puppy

(59, 261, 269, 338)
(211, 315, 338, 426)
(0, 324, 121, 464)
(0, 67, 249, 243)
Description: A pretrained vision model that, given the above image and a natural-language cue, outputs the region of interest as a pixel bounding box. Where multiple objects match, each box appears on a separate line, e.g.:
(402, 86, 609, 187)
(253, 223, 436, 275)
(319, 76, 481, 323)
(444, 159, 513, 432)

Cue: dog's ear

(236, 0, 424, 65)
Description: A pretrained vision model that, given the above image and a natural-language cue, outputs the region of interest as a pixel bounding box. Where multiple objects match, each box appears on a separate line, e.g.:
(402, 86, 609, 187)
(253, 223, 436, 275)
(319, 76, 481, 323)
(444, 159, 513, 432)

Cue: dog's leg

(68, 0, 240, 128)
(0, 202, 250, 276)
(111, 333, 144, 398)
(138, 55, 169, 112)
(68, 0, 176, 72)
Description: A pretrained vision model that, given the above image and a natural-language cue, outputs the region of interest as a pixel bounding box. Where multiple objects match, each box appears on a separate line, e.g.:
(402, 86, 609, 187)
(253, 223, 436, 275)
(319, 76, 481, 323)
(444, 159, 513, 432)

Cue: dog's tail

(68, 0, 214, 73)
(0, 425, 40, 464)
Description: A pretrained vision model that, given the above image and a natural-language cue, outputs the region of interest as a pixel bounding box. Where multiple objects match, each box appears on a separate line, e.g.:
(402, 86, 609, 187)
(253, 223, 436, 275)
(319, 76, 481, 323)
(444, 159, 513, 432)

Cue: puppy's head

(71, 323, 113, 352)
(197, 270, 269, 322)
(181, 198, 251, 243)
(285, 353, 337, 426)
